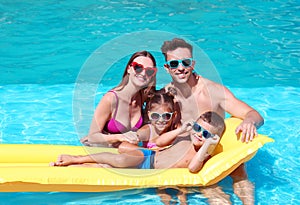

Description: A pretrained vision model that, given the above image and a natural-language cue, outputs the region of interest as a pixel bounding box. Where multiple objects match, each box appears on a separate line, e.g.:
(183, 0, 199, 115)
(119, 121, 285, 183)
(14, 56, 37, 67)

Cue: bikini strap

(148, 124, 153, 139)
(108, 90, 119, 119)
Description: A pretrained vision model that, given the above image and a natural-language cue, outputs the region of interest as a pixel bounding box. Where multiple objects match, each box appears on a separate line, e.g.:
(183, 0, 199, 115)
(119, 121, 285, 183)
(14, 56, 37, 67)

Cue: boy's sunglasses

(149, 112, 173, 122)
(192, 122, 215, 139)
(166, 58, 193, 69)
(130, 62, 157, 78)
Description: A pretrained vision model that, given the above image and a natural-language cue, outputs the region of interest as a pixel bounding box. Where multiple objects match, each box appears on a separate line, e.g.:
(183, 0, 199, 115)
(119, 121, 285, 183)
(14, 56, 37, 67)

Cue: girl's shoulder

(136, 124, 151, 140)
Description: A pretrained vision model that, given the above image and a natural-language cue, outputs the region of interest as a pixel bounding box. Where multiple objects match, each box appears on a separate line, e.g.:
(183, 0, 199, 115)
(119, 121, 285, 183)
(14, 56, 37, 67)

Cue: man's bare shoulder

(197, 76, 225, 91)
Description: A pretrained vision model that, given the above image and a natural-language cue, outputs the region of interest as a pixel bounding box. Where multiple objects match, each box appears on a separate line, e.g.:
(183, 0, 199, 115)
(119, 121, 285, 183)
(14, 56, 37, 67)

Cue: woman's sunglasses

(130, 62, 157, 78)
(149, 112, 173, 122)
(192, 122, 215, 139)
(165, 58, 193, 69)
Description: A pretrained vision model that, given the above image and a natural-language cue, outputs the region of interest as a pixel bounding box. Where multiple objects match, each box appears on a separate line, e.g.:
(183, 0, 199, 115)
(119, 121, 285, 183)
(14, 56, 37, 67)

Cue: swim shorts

(137, 149, 155, 169)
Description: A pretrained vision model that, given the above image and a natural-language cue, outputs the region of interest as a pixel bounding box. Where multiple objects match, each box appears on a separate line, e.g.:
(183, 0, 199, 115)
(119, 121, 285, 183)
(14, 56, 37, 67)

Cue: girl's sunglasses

(192, 122, 215, 139)
(130, 62, 157, 78)
(149, 112, 173, 122)
(166, 58, 193, 69)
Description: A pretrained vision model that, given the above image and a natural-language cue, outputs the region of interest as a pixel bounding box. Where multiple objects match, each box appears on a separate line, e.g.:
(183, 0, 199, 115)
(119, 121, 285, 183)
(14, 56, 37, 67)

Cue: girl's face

(128, 56, 157, 88)
(148, 104, 174, 134)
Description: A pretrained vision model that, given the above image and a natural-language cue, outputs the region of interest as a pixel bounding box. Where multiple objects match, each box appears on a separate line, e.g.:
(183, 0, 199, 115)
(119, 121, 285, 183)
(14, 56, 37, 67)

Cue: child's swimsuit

(137, 149, 155, 169)
(104, 90, 143, 134)
(146, 124, 158, 149)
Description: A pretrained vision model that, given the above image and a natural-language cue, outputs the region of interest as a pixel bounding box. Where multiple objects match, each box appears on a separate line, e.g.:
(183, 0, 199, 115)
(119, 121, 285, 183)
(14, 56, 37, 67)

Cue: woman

(81, 51, 157, 147)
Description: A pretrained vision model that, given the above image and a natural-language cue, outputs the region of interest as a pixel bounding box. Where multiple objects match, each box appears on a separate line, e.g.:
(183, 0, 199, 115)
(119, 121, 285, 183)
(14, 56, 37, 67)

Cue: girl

(81, 51, 157, 148)
(118, 89, 179, 152)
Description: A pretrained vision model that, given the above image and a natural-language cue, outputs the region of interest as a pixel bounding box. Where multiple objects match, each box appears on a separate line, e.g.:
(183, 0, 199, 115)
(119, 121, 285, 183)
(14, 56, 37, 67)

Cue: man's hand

(235, 121, 257, 143)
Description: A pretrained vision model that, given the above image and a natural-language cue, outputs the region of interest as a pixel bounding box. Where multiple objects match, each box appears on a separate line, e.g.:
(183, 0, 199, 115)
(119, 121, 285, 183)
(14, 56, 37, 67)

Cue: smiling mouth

(155, 121, 167, 126)
(176, 70, 189, 77)
(135, 74, 147, 81)
(193, 133, 202, 141)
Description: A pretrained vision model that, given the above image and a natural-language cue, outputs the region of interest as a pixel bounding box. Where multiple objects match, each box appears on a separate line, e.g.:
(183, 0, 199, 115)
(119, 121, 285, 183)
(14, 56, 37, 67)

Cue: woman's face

(128, 56, 157, 87)
(148, 104, 173, 134)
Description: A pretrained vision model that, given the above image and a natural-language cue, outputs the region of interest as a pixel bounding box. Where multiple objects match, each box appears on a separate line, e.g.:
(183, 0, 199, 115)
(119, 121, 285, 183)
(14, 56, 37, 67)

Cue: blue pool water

(0, 0, 299, 204)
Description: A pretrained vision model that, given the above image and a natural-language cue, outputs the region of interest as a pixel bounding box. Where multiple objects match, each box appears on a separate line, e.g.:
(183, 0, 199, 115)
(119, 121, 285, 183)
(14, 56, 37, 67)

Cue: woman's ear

(127, 66, 132, 75)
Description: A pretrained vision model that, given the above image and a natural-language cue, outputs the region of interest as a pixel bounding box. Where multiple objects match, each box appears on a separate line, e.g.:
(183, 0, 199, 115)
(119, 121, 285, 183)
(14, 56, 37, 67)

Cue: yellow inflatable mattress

(0, 118, 274, 192)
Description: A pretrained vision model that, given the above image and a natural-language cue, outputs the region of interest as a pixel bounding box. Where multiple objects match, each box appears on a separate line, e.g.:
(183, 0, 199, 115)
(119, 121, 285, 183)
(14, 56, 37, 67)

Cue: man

(161, 38, 263, 205)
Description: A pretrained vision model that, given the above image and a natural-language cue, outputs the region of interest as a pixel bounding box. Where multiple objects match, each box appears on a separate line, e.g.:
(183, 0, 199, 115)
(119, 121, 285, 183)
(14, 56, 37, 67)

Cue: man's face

(165, 47, 194, 84)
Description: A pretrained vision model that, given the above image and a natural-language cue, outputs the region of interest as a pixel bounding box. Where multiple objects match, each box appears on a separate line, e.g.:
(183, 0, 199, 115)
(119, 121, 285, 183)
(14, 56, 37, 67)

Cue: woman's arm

(81, 92, 138, 146)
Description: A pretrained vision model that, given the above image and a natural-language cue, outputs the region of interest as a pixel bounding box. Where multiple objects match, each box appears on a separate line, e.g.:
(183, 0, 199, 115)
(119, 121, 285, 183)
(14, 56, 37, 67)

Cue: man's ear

(191, 60, 196, 69)
(164, 64, 170, 73)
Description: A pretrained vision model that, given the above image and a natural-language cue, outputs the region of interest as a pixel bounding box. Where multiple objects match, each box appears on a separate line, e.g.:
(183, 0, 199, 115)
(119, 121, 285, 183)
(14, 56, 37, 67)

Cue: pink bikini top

(104, 90, 143, 134)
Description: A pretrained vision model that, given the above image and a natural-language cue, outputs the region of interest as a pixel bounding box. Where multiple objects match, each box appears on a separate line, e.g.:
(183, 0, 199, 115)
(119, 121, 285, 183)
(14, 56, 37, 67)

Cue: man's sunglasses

(130, 62, 157, 78)
(192, 122, 215, 139)
(166, 58, 193, 69)
(149, 112, 173, 121)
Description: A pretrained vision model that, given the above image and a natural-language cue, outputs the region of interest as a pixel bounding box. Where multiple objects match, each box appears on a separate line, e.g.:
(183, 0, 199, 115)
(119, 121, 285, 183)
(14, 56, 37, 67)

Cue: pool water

(0, 0, 299, 204)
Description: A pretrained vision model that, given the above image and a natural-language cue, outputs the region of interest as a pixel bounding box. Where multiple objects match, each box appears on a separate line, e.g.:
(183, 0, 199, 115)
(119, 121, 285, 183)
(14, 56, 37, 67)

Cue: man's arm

(221, 86, 264, 142)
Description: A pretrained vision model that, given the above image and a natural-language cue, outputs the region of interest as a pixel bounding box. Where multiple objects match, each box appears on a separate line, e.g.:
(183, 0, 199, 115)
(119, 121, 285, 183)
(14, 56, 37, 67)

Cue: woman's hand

(80, 136, 90, 146)
(120, 131, 139, 144)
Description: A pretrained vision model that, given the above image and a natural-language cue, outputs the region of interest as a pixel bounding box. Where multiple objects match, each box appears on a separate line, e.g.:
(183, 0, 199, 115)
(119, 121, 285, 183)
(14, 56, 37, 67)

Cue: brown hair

(144, 88, 178, 129)
(197, 111, 225, 136)
(146, 88, 175, 112)
(114, 50, 156, 100)
(161, 38, 193, 60)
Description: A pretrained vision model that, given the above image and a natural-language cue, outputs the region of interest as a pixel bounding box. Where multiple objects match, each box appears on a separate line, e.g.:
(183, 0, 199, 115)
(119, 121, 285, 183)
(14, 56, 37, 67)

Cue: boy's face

(190, 119, 217, 148)
(164, 47, 195, 84)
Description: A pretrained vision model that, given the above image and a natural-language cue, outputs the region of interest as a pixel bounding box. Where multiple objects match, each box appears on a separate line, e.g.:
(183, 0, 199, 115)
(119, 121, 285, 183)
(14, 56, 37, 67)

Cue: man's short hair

(161, 38, 193, 60)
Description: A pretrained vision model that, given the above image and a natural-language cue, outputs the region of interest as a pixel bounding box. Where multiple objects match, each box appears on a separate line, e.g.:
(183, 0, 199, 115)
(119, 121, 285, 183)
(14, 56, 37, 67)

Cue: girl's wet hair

(146, 88, 175, 112)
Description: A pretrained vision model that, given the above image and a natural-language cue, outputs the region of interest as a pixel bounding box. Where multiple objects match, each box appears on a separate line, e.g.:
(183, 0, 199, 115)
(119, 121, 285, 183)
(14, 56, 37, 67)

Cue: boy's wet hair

(197, 111, 225, 136)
